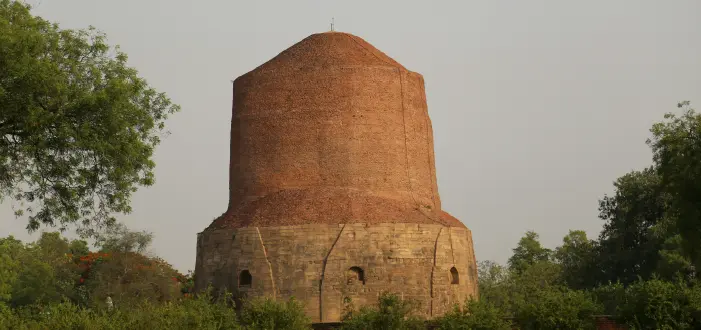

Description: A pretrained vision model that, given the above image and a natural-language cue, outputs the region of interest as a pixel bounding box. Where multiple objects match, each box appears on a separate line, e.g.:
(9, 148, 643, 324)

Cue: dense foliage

(0, 291, 311, 330)
(437, 299, 512, 330)
(466, 100, 701, 329)
(238, 297, 311, 330)
(0, 231, 183, 309)
(0, 231, 312, 329)
(341, 293, 424, 330)
(0, 0, 179, 235)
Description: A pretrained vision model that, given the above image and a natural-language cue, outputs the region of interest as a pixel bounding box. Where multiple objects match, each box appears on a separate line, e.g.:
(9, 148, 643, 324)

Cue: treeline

(0, 223, 192, 310)
(0, 226, 496, 329)
(465, 101, 701, 329)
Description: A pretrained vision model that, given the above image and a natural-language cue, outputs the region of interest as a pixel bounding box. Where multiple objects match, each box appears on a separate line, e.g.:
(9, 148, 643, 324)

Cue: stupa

(195, 31, 478, 323)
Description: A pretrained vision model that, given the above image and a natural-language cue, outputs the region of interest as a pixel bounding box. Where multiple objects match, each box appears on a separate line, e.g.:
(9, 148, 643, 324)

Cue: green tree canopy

(0, 0, 179, 235)
(0, 236, 23, 303)
(507, 231, 552, 274)
(555, 230, 598, 289)
(1, 232, 87, 308)
(341, 292, 424, 330)
(596, 167, 671, 285)
(94, 222, 152, 254)
(648, 101, 701, 269)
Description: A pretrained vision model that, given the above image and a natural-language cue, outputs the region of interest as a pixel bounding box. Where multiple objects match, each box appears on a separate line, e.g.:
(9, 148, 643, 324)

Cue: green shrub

(1, 292, 241, 330)
(615, 279, 700, 330)
(238, 297, 310, 330)
(122, 292, 241, 330)
(341, 292, 424, 330)
(0, 303, 19, 330)
(512, 286, 602, 330)
(592, 282, 625, 315)
(437, 298, 512, 330)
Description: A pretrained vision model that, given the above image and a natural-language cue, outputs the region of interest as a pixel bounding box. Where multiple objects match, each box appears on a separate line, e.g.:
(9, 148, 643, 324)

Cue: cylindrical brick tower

(196, 31, 478, 323)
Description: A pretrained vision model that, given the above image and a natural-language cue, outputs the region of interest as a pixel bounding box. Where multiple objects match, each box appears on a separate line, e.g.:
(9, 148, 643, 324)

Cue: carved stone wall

(195, 223, 477, 323)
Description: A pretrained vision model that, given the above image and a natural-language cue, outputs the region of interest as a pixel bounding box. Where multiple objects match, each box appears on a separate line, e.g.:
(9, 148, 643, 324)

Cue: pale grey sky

(1, 0, 699, 272)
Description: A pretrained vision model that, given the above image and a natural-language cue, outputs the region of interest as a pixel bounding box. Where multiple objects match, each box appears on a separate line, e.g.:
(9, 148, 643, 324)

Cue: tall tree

(0, 0, 179, 235)
(554, 230, 598, 289)
(0, 232, 90, 307)
(94, 222, 152, 253)
(648, 101, 701, 269)
(508, 231, 552, 274)
(477, 260, 512, 311)
(596, 167, 671, 285)
(0, 236, 22, 303)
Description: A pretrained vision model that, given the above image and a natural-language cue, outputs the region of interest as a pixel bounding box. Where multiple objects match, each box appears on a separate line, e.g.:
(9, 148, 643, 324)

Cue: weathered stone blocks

(196, 223, 477, 322)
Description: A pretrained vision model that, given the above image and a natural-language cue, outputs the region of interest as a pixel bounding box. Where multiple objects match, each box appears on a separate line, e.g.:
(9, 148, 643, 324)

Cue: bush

(77, 252, 183, 308)
(18, 302, 116, 330)
(592, 282, 625, 315)
(238, 297, 310, 330)
(122, 291, 241, 330)
(478, 258, 602, 329)
(0, 303, 19, 330)
(615, 278, 701, 330)
(341, 292, 424, 330)
(437, 299, 512, 330)
(0, 291, 241, 330)
(512, 286, 602, 330)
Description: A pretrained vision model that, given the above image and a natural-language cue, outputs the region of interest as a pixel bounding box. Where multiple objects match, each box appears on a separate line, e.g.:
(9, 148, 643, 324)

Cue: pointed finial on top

(330, 17, 335, 32)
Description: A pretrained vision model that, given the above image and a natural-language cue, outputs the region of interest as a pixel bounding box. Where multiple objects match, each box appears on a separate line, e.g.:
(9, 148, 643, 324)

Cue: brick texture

(209, 32, 461, 229)
(195, 31, 478, 323)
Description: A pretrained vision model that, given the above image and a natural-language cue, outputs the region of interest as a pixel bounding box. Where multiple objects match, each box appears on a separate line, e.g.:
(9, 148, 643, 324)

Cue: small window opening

(239, 270, 252, 288)
(450, 267, 459, 285)
(347, 266, 365, 285)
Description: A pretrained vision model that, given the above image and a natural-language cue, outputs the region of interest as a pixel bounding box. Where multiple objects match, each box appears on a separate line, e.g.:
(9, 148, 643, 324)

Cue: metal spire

(331, 17, 335, 32)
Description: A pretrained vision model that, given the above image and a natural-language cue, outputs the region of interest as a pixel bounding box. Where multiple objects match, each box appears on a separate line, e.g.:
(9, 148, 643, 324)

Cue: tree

(94, 222, 152, 254)
(72, 224, 174, 307)
(477, 260, 509, 293)
(341, 292, 424, 330)
(1, 232, 87, 307)
(476, 252, 600, 329)
(614, 278, 701, 329)
(596, 168, 676, 285)
(476, 260, 512, 311)
(437, 299, 512, 330)
(33, 232, 83, 303)
(512, 285, 601, 330)
(648, 101, 701, 269)
(0, 0, 179, 235)
(68, 239, 90, 256)
(5, 238, 67, 307)
(0, 236, 22, 303)
(596, 165, 693, 285)
(507, 231, 552, 274)
(77, 252, 182, 308)
(555, 230, 598, 289)
(238, 297, 311, 330)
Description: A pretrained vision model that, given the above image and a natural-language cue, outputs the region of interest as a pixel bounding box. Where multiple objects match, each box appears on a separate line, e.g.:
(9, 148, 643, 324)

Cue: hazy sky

(1, 0, 699, 272)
